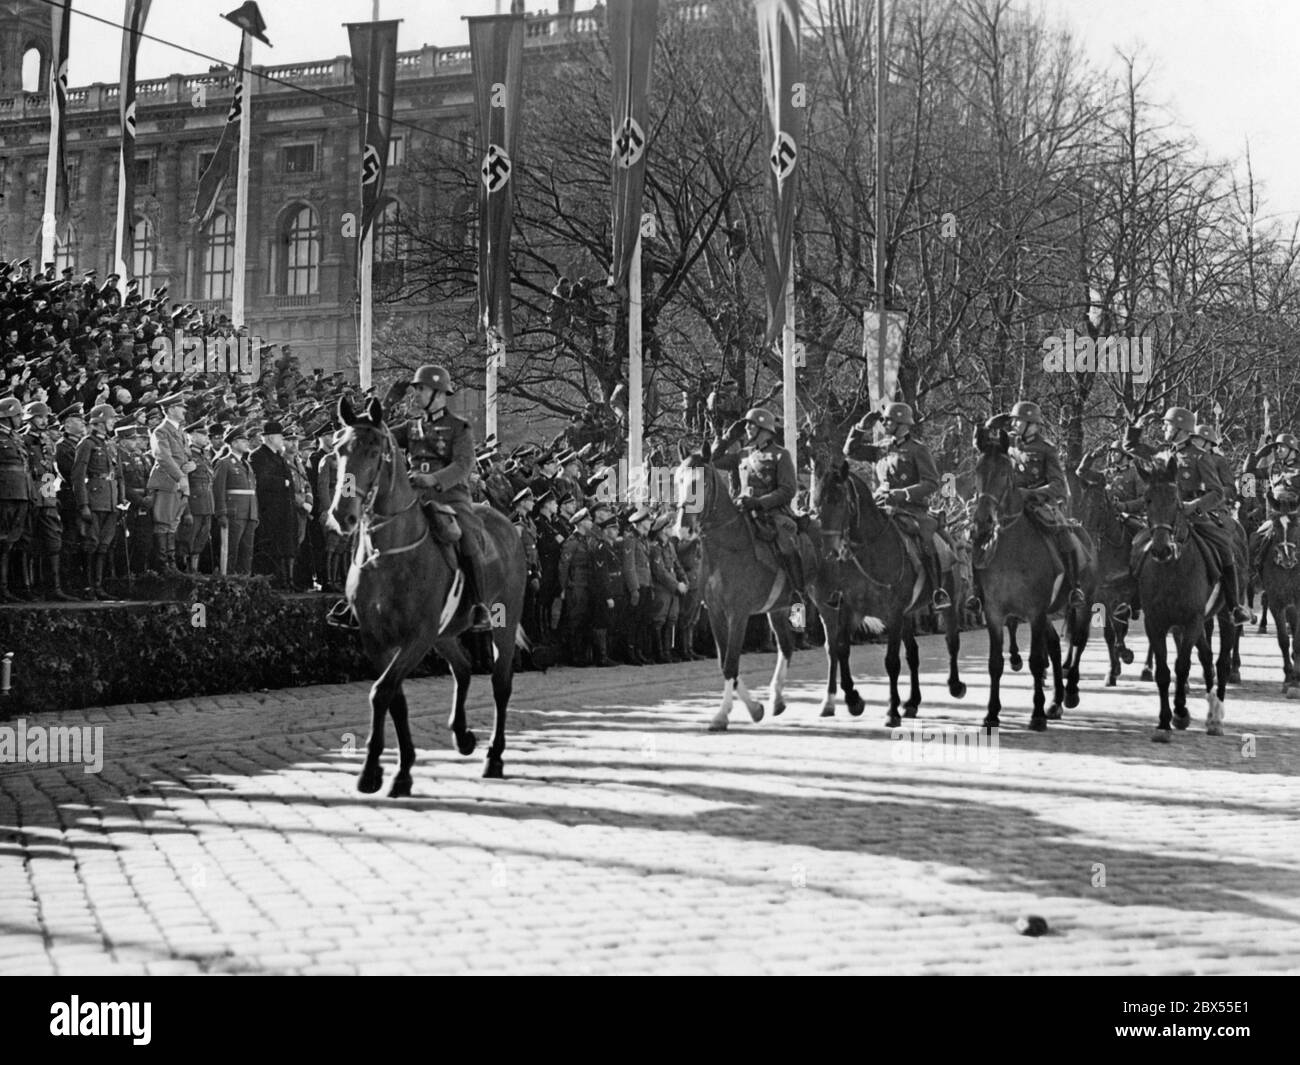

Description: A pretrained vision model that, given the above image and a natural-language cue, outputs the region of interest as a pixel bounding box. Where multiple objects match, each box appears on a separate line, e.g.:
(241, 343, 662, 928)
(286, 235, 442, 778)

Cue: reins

(348, 422, 430, 569)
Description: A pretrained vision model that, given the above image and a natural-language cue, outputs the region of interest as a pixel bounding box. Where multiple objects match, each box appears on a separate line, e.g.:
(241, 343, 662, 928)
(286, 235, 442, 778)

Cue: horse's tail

(515, 625, 531, 653)
(860, 614, 886, 636)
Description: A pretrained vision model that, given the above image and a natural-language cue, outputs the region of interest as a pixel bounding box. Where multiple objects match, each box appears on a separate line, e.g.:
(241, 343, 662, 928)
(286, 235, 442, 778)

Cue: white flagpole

(628, 228, 644, 486)
(486, 333, 499, 440)
(41, 70, 61, 267)
(875, 0, 888, 406)
(232, 30, 253, 329)
(782, 263, 796, 470)
(359, 229, 373, 390)
(113, 147, 128, 301)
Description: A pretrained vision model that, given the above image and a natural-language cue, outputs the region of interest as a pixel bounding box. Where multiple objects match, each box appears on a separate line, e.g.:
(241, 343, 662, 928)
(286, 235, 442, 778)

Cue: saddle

(421, 500, 462, 545)
(884, 509, 956, 575)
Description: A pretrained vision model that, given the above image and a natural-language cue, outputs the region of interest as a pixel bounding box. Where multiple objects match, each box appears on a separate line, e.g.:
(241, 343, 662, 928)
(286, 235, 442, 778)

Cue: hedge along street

(150, 331, 263, 383)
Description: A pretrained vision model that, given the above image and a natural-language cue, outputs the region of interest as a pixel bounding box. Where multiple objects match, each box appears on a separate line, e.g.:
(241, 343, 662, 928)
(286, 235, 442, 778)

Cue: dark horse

(1074, 472, 1139, 686)
(971, 424, 1096, 730)
(810, 456, 966, 726)
(1132, 456, 1228, 741)
(327, 396, 528, 792)
(1256, 509, 1300, 694)
(675, 452, 811, 731)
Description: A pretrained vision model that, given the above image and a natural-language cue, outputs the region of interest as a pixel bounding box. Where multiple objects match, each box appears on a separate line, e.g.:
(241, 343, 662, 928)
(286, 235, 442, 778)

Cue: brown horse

(971, 424, 1096, 730)
(1074, 473, 1139, 686)
(809, 456, 966, 727)
(675, 451, 812, 731)
(1257, 511, 1300, 693)
(327, 396, 528, 792)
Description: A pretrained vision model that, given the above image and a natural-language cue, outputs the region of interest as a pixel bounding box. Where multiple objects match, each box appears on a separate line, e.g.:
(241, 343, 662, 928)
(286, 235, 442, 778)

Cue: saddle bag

(423, 501, 462, 545)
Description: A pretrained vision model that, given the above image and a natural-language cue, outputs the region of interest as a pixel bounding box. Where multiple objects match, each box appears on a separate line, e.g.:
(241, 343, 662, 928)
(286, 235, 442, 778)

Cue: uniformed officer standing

(249, 419, 297, 588)
(558, 507, 596, 665)
(1003, 399, 1087, 607)
(534, 490, 565, 638)
(1136, 407, 1252, 624)
(1244, 430, 1300, 577)
(117, 425, 151, 575)
(843, 401, 951, 608)
(649, 513, 689, 662)
(70, 403, 126, 600)
(0, 396, 34, 602)
(597, 513, 628, 663)
(147, 391, 193, 574)
(284, 425, 314, 590)
(674, 525, 706, 660)
(213, 425, 259, 576)
(512, 487, 542, 640)
(385, 364, 492, 629)
(54, 402, 86, 593)
(622, 507, 655, 665)
(586, 513, 617, 667)
(712, 407, 805, 590)
(316, 444, 347, 592)
(178, 423, 215, 574)
(21, 401, 73, 600)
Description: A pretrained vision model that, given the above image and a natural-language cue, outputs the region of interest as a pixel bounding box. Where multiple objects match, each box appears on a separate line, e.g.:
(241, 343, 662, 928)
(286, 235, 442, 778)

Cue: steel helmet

(410, 364, 454, 394)
(884, 402, 914, 426)
(744, 407, 777, 434)
(87, 403, 118, 423)
(1162, 407, 1196, 435)
(23, 401, 51, 420)
(1276, 432, 1300, 452)
(1193, 424, 1219, 445)
(0, 397, 22, 419)
(1010, 400, 1042, 424)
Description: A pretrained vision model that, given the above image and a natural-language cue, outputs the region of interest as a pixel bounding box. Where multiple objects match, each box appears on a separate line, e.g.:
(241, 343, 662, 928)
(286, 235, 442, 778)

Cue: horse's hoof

(982, 715, 999, 730)
(747, 701, 764, 723)
(902, 701, 920, 719)
(949, 681, 967, 699)
(1206, 724, 1224, 737)
(1258, 624, 1268, 635)
(1105, 673, 1117, 687)
(820, 701, 836, 718)
(1173, 712, 1190, 731)
(1140, 668, 1154, 682)
(1287, 687, 1300, 701)
(708, 716, 729, 732)
(1228, 670, 1242, 685)
(1045, 703, 1063, 720)
(885, 710, 901, 729)
(1119, 647, 1134, 665)
(1009, 654, 1023, 671)
(483, 757, 504, 779)
(1064, 689, 1080, 709)
(772, 700, 786, 717)
(357, 765, 383, 794)
(387, 774, 412, 799)
(455, 730, 478, 757)
(1028, 716, 1047, 732)
(846, 693, 865, 717)
(1151, 729, 1172, 744)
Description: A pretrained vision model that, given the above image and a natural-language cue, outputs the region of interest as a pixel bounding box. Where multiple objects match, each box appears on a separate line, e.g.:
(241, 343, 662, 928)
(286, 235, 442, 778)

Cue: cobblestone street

(3, 626, 1299, 975)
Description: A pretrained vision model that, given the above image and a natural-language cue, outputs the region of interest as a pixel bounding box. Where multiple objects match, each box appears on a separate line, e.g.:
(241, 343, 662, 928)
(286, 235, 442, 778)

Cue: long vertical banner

(191, 38, 245, 226)
(607, 0, 658, 295)
(347, 19, 399, 261)
(115, 0, 153, 294)
(467, 14, 524, 344)
(42, 0, 73, 264)
(755, 0, 802, 349)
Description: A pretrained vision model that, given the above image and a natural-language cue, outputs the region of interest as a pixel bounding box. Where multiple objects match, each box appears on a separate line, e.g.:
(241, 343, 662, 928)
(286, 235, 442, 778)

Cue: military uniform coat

(1009, 434, 1069, 505)
(844, 432, 940, 515)
(712, 438, 797, 513)
(249, 443, 296, 557)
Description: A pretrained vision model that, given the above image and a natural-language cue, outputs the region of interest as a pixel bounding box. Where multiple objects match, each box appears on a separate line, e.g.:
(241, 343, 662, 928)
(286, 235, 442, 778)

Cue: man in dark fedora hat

(249, 418, 297, 588)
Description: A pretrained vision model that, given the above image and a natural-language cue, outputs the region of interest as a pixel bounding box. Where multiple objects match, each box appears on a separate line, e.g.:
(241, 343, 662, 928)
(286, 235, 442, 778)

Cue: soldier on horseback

(1135, 406, 1252, 625)
(1245, 431, 1300, 578)
(386, 364, 492, 630)
(1005, 399, 1087, 607)
(713, 407, 805, 592)
(843, 401, 951, 609)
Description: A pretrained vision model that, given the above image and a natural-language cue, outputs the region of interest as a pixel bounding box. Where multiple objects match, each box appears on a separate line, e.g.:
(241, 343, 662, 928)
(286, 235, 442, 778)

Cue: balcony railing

(274, 294, 320, 309)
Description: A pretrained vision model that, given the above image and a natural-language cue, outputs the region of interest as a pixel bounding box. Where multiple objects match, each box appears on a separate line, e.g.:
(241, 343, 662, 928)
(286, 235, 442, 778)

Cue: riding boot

(1060, 535, 1086, 606)
(92, 554, 110, 600)
(47, 555, 76, 602)
(1220, 563, 1253, 624)
(16, 550, 37, 601)
(923, 543, 951, 609)
(460, 544, 493, 630)
(662, 623, 681, 662)
(592, 629, 615, 667)
(189, 554, 201, 576)
(82, 547, 99, 600)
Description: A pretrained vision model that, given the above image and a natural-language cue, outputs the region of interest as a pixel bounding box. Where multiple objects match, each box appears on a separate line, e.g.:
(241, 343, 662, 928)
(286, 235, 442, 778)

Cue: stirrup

(1067, 587, 1087, 606)
(469, 602, 493, 632)
(931, 588, 952, 609)
(325, 598, 359, 630)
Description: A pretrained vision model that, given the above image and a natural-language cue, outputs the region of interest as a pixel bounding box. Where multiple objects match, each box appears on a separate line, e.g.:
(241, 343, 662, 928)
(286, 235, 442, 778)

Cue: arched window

(131, 215, 154, 295)
(21, 46, 44, 94)
(373, 199, 403, 292)
(201, 212, 234, 300)
(54, 224, 78, 276)
(280, 204, 320, 295)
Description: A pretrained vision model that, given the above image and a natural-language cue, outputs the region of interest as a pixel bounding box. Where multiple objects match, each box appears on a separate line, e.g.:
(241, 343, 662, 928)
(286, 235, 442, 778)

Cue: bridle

(1144, 493, 1190, 563)
(343, 421, 428, 569)
(972, 453, 1024, 560)
(680, 461, 741, 540)
(814, 466, 891, 589)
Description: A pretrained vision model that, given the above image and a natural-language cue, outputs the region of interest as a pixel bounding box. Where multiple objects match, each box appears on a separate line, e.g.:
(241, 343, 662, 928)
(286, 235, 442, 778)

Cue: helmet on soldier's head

(1193, 424, 1219, 446)
(884, 402, 914, 426)
(23, 401, 51, 420)
(1010, 401, 1042, 424)
(409, 364, 454, 394)
(0, 397, 22, 419)
(1163, 407, 1196, 435)
(744, 407, 777, 434)
(1276, 432, 1300, 452)
(88, 403, 117, 424)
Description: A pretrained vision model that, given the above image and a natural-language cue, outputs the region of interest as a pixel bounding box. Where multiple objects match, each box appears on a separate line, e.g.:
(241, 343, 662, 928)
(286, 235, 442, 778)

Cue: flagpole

(628, 228, 643, 485)
(486, 337, 499, 441)
(232, 30, 253, 329)
(41, 77, 60, 267)
(874, 0, 888, 406)
(782, 260, 796, 470)
(362, 0, 377, 392)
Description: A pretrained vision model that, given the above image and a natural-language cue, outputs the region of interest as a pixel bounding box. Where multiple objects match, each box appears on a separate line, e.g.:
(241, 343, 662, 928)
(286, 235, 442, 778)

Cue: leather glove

(739, 496, 759, 512)
(383, 380, 410, 408)
(888, 489, 907, 504)
(79, 506, 92, 523)
(724, 419, 746, 443)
